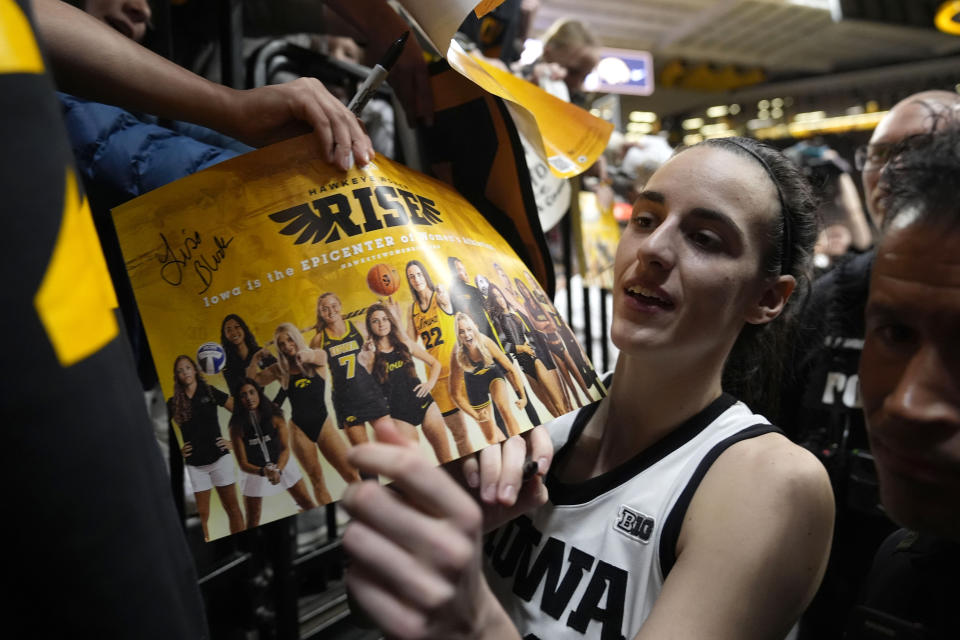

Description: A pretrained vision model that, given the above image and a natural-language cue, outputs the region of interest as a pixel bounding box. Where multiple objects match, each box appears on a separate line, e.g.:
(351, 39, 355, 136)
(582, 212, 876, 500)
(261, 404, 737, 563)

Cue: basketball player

(339, 137, 834, 639)
(309, 292, 391, 447)
(365, 302, 454, 463)
(405, 260, 473, 457)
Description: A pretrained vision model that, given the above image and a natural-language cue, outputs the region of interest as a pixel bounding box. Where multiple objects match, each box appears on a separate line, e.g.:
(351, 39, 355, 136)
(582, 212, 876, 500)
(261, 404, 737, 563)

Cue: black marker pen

(347, 31, 409, 116)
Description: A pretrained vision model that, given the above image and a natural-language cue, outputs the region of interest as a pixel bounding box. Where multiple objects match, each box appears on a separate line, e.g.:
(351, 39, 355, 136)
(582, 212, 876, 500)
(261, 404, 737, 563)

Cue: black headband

(720, 139, 793, 275)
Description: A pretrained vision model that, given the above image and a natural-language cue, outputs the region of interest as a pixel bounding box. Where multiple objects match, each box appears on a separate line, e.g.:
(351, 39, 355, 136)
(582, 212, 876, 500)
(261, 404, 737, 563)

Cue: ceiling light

(701, 123, 730, 135)
(706, 105, 728, 118)
(682, 118, 705, 130)
(629, 111, 658, 123)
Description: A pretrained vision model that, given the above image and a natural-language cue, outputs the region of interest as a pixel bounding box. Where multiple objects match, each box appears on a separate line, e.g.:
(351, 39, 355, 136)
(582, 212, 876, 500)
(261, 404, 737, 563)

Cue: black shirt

(173, 384, 230, 466)
(451, 280, 496, 339)
(847, 529, 960, 639)
(3, 2, 207, 635)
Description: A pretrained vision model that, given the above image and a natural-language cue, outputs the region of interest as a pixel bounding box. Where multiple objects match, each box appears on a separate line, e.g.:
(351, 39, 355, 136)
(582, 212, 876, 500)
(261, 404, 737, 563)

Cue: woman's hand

(225, 78, 374, 171)
(341, 421, 519, 640)
(514, 394, 527, 411)
(413, 379, 435, 398)
(459, 427, 552, 533)
(516, 344, 535, 356)
(215, 437, 231, 452)
(299, 347, 327, 367)
(181, 441, 193, 458)
(531, 61, 567, 84)
(265, 463, 281, 485)
(359, 340, 376, 371)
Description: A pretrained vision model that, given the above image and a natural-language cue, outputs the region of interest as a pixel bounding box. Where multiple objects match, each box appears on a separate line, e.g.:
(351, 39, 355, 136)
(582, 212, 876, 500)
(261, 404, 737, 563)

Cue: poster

(576, 191, 621, 289)
(446, 41, 614, 179)
(113, 135, 605, 540)
(394, 0, 614, 178)
(520, 132, 571, 232)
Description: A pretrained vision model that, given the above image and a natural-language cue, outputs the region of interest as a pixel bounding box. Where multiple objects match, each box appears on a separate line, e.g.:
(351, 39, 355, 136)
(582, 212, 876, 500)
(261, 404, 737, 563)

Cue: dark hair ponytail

(681, 137, 819, 419)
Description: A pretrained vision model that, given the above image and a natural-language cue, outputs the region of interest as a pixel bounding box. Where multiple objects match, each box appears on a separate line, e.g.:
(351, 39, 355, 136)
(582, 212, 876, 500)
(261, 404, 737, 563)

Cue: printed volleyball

(367, 263, 401, 296)
(196, 342, 227, 375)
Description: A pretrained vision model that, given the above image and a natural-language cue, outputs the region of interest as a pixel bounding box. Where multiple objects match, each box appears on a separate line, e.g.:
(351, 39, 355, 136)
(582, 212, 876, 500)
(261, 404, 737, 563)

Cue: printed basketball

(196, 342, 226, 375)
(367, 263, 400, 296)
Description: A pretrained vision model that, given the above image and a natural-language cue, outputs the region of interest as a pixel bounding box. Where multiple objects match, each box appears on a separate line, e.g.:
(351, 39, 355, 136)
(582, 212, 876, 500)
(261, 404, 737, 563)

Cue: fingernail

(482, 483, 496, 502)
(341, 151, 354, 171)
(467, 471, 480, 488)
(538, 457, 549, 474)
(500, 484, 516, 502)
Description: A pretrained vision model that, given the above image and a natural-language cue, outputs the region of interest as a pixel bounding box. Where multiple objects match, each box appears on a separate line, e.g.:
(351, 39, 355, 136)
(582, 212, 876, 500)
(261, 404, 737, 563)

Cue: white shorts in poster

(241, 464, 304, 498)
(186, 453, 236, 492)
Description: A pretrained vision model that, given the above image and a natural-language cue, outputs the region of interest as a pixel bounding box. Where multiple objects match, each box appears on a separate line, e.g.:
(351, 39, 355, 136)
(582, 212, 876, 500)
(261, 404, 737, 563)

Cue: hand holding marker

(338, 31, 409, 169)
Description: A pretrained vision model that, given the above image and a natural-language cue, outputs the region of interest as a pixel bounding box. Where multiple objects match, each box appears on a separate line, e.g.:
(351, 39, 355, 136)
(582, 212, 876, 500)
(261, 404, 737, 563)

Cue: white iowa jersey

(484, 392, 779, 640)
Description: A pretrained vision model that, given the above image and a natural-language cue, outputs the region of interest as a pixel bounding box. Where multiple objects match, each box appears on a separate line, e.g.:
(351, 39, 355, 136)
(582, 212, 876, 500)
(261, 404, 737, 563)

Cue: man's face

(861, 102, 943, 225)
(860, 221, 960, 541)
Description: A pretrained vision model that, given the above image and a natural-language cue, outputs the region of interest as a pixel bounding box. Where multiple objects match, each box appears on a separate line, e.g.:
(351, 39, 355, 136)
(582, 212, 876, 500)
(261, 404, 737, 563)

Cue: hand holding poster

(113, 135, 604, 540)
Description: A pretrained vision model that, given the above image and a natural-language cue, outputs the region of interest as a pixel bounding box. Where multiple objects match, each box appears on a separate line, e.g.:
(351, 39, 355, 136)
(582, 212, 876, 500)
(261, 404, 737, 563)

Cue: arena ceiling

(532, 0, 960, 75)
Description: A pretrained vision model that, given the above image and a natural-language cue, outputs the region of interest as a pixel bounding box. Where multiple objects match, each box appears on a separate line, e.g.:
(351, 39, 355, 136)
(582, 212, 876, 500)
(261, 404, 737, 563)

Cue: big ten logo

(821, 372, 861, 409)
(614, 505, 654, 544)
